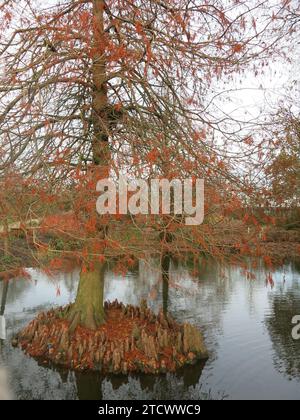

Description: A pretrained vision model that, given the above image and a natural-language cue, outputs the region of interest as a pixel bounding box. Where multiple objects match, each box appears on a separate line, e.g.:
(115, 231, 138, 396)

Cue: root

(68, 310, 82, 334)
(65, 304, 106, 333)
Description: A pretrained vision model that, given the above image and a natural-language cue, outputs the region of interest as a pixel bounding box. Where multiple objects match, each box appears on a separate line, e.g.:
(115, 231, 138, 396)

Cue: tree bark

(162, 254, 170, 316)
(91, 0, 110, 171)
(0, 280, 9, 317)
(3, 220, 9, 257)
(67, 262, 106, 331)
(67, 0, 110, 331)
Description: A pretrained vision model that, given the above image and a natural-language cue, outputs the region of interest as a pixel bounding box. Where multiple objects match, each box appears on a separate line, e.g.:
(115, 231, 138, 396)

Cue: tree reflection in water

(162, 254, 171, 316)
(265, 279, 300, 380)
(59, 359, 207, 400)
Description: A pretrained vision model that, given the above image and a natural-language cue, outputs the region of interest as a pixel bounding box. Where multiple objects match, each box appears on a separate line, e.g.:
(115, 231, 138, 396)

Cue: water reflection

(0, 279, 11, 400)
(74, 371, 103, 401)
(53, 360, 207, 401)
(0, 258, 300, 399)
(265, 261, 300, 380)
(162, 254, 171, 316)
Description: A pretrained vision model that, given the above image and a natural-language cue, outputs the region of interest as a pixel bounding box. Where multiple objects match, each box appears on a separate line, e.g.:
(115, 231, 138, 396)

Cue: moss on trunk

(67, 262, 106, 332)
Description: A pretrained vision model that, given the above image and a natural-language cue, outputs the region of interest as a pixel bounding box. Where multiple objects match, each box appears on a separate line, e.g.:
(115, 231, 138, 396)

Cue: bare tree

(0, 0, 296, 329)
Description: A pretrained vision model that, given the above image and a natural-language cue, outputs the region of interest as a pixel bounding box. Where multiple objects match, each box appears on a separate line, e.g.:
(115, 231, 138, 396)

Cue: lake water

(0, 258, 300, 400)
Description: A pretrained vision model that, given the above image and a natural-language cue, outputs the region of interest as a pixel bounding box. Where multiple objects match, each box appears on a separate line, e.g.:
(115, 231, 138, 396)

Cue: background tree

(264, 109, 300, 227)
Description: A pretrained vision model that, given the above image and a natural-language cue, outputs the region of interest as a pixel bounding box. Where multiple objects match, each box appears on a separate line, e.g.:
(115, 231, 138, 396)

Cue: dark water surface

(0, 259, 300, 400)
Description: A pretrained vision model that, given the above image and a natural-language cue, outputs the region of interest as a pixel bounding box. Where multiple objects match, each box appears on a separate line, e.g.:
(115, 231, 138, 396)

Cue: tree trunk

(67, 0, 110, 331)
(162, 254, 170, 316)
(67, 262, 106, 331)
(91, 0, 110, 171)
(3, 220, 9, 257)
(0, 280, 9, 317)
